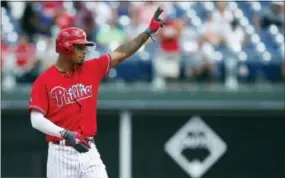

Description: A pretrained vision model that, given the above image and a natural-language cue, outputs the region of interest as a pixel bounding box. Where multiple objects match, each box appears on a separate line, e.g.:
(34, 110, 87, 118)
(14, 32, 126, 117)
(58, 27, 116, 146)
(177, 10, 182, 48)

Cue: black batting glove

(60, 129, 91, 153)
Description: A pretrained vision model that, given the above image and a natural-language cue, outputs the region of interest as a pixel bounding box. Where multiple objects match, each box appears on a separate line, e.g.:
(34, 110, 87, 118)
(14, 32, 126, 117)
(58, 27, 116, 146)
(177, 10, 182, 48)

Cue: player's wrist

(59, 129, 68, 138)
(145, 28, 153, 36)
(144, 28, 156, 41)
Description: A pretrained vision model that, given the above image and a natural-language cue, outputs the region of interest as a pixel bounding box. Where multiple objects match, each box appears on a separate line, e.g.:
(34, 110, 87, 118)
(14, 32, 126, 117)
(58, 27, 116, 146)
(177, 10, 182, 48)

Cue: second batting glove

(60, 130, 91, 153)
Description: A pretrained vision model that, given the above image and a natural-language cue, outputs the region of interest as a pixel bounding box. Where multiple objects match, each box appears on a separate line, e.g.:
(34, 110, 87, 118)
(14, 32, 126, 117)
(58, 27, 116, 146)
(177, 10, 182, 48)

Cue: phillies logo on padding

(51, 84, 92, 107)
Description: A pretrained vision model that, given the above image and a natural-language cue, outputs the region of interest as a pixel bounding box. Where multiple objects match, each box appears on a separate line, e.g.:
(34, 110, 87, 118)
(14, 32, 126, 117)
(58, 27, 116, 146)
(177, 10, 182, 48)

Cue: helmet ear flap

(65, 43, 74, 55)
(56, 42, 74, 56)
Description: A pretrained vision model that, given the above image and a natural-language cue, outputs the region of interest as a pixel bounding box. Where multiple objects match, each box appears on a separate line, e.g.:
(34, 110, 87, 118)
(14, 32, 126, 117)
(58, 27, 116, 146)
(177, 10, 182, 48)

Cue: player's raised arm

(109, 7, 165, 67)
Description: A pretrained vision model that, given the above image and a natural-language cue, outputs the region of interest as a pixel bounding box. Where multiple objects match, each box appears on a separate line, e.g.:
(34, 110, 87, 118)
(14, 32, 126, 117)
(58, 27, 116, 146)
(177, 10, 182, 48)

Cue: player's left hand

(60, 130, 91, 153)
(146, 7, 166, 34)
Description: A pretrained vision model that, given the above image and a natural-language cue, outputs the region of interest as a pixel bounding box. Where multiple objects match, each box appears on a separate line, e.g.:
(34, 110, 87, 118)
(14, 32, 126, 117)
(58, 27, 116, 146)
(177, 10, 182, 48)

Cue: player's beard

(78, 60, 84, 65)
(77, 58, 84, 66)
(72, 61, 83, 68)
(76, 62, 83, 67)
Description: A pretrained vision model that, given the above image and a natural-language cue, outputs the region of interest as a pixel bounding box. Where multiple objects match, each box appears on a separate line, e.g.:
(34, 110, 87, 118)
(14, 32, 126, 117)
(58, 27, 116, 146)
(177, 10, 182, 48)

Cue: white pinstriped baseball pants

(47, 142, 108, 178)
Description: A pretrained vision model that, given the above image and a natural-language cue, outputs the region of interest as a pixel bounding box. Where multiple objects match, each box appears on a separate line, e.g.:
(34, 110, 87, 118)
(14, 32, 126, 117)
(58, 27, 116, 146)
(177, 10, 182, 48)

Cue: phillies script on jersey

(51, 84, 93, 107)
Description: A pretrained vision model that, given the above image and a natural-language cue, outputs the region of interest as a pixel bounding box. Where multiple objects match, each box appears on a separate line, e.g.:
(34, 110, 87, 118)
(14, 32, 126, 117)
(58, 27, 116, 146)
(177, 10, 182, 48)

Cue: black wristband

(145, 28, 153, 36)
(145, 29, 155, 41)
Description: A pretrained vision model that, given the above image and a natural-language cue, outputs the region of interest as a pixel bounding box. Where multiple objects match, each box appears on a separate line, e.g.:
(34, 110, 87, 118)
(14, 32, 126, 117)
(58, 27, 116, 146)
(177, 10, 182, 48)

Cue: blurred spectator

(85, 1, 114, 26)
(153, 15, 182, 84)
(132, 1, 166, 27)
(212, 1, 234, 25)
(223, 18, 245, 52)
(54, 7, 74, 30)
(96, 19, 127, 50)
(13, 34, 38, 81)
(200, 12, 223, 46)
(185, 36, 216, 82)
(114, 1, 131, 17)
(21, 2, 57, 42)
(2, 41, 17, 90)
(125, 10, 147, 40)
(38, 2, 61, 36)
(2, 34, 38, 85)
(73, 1, 95, 40)
(41, 1, 63, 17)
(21, 2, 39, 42)
(211, 1, 232, 31)
(254, 2, 284, 30)
(201, 10, 245, 53)
(208, 1, 235, 46)
(158, 16, 182, 54)
(111, 1, 132, 31)
(1, 40, 10, 73)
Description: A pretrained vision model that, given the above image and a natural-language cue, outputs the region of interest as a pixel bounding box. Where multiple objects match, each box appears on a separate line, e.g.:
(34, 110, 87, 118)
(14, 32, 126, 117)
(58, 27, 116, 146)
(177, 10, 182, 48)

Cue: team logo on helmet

(73, 29, 84, 37)
(64, 42, 71, 46)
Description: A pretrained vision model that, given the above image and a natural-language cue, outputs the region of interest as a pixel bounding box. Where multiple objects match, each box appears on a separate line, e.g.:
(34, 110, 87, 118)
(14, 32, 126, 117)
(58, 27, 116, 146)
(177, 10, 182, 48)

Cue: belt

(51, 137, 95, 146)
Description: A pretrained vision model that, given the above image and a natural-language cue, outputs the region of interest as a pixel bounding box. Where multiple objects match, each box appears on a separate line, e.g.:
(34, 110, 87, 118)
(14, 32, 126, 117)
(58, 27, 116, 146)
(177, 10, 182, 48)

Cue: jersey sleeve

(88, 53, 111, 81)
(28, 79, 48, 116)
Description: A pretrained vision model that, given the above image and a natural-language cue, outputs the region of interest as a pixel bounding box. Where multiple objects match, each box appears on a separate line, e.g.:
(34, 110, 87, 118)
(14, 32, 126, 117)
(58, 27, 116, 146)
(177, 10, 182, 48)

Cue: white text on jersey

(50, 84, 92, 107)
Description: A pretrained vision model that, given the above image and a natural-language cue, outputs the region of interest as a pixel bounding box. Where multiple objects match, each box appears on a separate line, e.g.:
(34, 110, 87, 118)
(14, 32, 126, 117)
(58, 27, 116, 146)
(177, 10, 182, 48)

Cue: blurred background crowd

(1, 1, 284, 90)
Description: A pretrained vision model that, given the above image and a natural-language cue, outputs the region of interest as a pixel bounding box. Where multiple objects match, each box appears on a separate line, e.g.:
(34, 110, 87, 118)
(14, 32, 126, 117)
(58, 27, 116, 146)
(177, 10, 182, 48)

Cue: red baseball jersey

(29, 54, 111, 142)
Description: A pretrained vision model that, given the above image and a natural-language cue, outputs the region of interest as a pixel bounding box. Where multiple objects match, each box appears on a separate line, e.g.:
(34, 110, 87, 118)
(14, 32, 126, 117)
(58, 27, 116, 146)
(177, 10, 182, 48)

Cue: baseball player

(29, 7, 165, 178)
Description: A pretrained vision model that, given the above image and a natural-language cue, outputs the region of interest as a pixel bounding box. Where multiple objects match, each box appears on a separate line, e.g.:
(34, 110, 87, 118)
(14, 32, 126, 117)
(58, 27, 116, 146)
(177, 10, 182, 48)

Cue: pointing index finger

(154, 7, 163, 20)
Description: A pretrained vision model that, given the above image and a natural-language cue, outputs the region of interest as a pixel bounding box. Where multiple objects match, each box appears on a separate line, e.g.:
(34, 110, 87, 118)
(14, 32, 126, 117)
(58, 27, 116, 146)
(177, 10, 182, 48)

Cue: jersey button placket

(80, 113, 84, 134)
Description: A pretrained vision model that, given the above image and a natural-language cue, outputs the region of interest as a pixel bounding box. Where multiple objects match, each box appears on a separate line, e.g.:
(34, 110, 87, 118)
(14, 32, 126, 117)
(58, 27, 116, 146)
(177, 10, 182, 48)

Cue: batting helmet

(56, 27, 94, 56)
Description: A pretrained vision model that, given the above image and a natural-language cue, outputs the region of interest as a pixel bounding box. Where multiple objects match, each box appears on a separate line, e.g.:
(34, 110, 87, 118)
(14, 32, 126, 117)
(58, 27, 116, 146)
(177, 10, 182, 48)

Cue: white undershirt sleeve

(30, 111, 64, 138)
